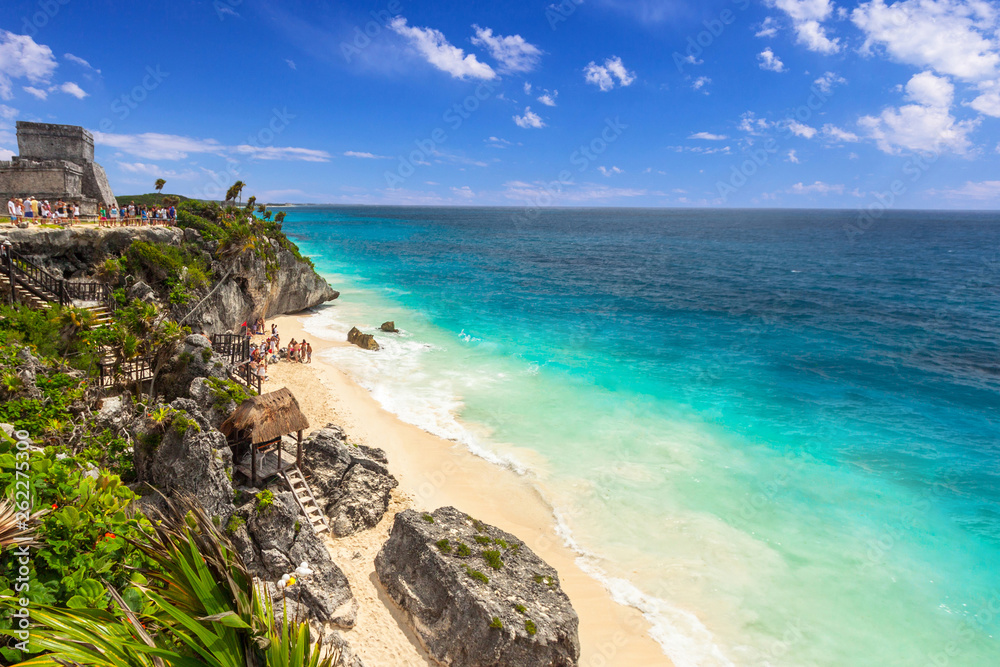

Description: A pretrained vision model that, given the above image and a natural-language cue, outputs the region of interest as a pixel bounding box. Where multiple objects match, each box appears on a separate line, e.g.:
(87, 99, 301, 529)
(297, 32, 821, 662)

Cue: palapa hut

(220, 387, 309, 486)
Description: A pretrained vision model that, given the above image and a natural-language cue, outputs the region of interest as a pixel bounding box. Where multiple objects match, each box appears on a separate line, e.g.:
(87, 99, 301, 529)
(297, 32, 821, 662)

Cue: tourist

(6, 198, 16, 224)
(72, 202, 80, 220)
(305, 341, 312, 363)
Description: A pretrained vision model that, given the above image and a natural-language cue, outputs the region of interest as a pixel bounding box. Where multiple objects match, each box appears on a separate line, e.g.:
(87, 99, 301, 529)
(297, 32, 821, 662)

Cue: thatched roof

(220, 387, 309, 445)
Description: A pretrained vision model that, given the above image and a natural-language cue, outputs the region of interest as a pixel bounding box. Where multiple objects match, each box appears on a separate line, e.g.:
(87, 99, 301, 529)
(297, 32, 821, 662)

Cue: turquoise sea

(278, 206, 1000, 666)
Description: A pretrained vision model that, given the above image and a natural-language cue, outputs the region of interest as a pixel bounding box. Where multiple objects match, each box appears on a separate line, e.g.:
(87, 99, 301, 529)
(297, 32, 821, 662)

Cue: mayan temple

(0, 121, 117, 215)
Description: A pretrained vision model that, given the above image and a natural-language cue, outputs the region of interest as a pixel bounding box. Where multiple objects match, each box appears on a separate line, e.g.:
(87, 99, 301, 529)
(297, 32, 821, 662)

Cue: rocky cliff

(4, 225, 338, 332)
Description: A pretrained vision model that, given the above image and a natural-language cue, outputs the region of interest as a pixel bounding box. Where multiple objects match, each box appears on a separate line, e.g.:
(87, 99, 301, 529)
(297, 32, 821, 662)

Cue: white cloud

(64, 53, 100, 74)
(859, 73, 979, 156)
(852, 0, 999, 81)
(786, 149, 801, 163)
(233, 145, 331, 162)
(689, 132, 728, 140)
(788, 120, 818, 138)
(503, 180, 646, 203)
(485, 136, 512, 147)
(451, 185, 476, 199)
(0, 105, 16, 123)
(0, 31, 58, 100)
(756, 17, 779, 37)
(766, 0, 841, 53)
(0, 147, 13, 160)
(789, 180, 845, 194)
(597, 165, 624, 176)
(115, 162, 199, 179)
(906, 70, 956, 109)
(93, 131, 331, 162)
(513, 106, 545, 129)
(738, 111, 771, 134)
(537, 90, 558, 106)
(23, 86, 47, 100)
(286, 59, 297, 70)
(933, 180, 1000, 200)
(58, 81, 87, 99)
(692, 76, 711, 92)
(389, 17, 496, 80)
(524, 82, 532, 94)
(969, 79, 1000, 117)
(814, 71, 847, 94)
(584, 56, 635, 91)
(344, 150, 390, 159)
(471, 25, 542, 73)
(821, 124, 860, 142)
(758, 48, 786, 72)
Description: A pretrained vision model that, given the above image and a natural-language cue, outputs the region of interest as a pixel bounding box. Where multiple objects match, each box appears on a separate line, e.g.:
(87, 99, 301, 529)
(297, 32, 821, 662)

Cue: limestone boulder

(375, 507, 580, 667)
(347, 327, 379, 351)
(302, 425, 398, 537)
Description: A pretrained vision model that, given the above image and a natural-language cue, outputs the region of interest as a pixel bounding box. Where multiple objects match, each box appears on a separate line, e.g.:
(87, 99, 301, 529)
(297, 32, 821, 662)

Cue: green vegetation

(255, 489, 274, 514)
(206, 376, 253, 410)
(455, 542, 471, 558)
(514, 604, 527, 614)
(473, 534, 491, 545)
(490, 617, 503, 630)
(422, 513, 435, 523)
(435, 539, 452, 554)
(463, 565, 489, 585)
(226, 514, 246, 534)
(525, 619, 538, 636)
(116, 192, 192, 208)
(482, 549, 504, 570)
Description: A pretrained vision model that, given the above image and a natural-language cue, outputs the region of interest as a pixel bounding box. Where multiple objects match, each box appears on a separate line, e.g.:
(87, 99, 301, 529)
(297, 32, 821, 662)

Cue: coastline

(267, 311, 672, 666)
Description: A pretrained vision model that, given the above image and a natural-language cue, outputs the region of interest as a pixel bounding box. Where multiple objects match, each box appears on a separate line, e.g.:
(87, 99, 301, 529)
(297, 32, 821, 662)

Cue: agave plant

(0, 498, 45, 551)
(0, 495, 342, 667)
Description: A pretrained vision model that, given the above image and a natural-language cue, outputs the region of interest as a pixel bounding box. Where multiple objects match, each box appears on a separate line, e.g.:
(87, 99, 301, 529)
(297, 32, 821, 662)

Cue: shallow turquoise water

(279, 206, 1000, 666)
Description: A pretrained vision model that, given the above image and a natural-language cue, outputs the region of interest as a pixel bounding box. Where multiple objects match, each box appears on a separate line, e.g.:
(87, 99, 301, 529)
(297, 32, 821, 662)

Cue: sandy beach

(264, 311, 671, 667)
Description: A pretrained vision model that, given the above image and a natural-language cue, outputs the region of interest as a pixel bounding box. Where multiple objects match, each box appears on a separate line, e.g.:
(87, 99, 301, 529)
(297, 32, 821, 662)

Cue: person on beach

(271, 323, 277, 336)
(305, 342, 312, 363)
(6, 198, 16, 223)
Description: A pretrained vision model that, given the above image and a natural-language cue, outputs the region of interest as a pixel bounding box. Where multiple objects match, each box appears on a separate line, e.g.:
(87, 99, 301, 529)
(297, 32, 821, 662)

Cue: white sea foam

(300, 304, 733, 667)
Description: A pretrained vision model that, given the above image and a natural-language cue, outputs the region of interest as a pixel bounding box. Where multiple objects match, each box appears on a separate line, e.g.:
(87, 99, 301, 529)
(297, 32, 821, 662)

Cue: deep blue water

(280, 207, 1000, 666)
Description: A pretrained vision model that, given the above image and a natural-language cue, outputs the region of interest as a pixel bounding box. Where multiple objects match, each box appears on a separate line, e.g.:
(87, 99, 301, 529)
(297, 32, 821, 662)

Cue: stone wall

(16, 121, 95, 163)
(0, 159, 83, 199)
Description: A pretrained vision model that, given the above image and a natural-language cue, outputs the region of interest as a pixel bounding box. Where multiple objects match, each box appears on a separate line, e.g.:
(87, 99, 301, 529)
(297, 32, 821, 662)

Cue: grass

(463, 565, 489, 585)
(525, 619, 537, 636)
(422, 513, 435, 523)
(482, 549, 504, 570)
(473, 535, 491, 545)
(514, 604, 527, 614)
(435, 539, 452, 554)
(255, 489, 274, 514)
(455, 542, 471, 557)
(490, 617, 503, 629)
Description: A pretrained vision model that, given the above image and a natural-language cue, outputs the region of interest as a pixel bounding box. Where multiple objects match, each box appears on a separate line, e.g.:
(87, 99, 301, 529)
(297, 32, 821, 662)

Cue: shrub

(456, 542, 471, 557)
(435, 539, 452, 554)
(225, 515, 245, 534)
(473, 535, 491, 545)
(514, 604, 527, 614)
(463, 565, 489, 585)
(525, 619, 537, 636)
(422, 513, 434, 523)
(483, 550, 504, 570)
(490, 617, 503, 629)
(255, 489, 274, 514)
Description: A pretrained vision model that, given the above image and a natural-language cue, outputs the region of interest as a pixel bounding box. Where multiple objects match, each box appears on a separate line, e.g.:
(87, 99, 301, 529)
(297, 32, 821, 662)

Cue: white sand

(265, 313, 671, 666)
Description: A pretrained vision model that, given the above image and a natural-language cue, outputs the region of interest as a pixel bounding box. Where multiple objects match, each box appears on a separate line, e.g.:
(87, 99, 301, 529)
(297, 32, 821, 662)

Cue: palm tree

(154, 178, 166, 195)
(245, 195, 257, 212)
(274, 211, 286, 223)
(231, 180, 246, 206)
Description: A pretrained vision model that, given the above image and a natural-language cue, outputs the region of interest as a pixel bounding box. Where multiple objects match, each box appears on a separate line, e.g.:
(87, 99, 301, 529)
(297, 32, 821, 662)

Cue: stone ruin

(0, 121, 117, 216)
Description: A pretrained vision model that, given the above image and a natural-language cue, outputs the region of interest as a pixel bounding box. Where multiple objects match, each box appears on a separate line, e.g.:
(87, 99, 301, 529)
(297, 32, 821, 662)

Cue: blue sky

(1, 0, 999, 208)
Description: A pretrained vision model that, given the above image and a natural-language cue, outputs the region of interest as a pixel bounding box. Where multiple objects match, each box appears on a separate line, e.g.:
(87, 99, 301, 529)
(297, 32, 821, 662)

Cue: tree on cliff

(155, 178, 166, 194)
(226, 180, 246, 206)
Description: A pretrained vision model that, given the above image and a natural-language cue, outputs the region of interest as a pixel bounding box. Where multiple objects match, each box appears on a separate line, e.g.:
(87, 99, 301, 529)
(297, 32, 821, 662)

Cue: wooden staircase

(282, 466, 329, 534)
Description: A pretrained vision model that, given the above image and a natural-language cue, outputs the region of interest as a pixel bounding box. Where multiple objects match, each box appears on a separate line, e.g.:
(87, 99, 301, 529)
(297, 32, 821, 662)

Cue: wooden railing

(212, 333, 261, 394)
(232, 359, 263, 395)
(2, 248, 115, 311)
(96, 355, 155, 390)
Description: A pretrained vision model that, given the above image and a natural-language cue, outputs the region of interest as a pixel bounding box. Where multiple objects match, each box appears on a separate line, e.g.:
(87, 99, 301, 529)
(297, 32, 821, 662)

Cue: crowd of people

(5, 197, 178, 227)
(246, 320, 312, 383)
(97, 202, 176, 227)
(6, 196, 80, 224)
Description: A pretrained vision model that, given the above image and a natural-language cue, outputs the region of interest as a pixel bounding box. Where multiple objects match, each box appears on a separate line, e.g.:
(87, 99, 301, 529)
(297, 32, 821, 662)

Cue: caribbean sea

(278, 206, 1000, 666)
